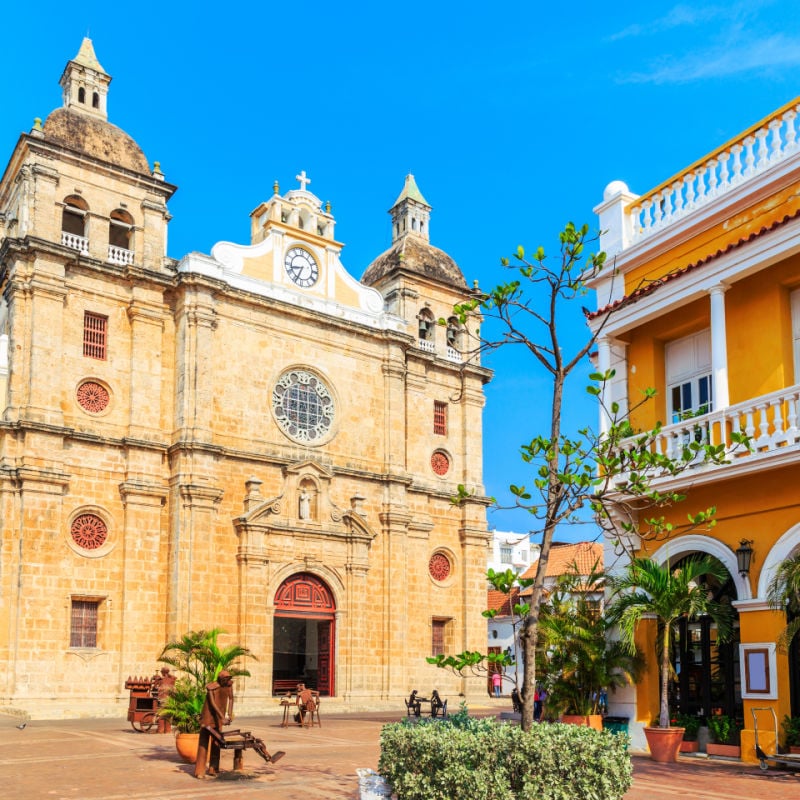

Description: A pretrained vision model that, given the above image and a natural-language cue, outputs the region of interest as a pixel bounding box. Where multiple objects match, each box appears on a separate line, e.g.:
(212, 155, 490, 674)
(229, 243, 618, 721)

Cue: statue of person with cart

(152, 667, 176, 733)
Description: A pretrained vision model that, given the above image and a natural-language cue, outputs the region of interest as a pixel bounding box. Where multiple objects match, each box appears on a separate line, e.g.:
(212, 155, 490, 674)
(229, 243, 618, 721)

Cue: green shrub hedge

(378, 719, 631, 800)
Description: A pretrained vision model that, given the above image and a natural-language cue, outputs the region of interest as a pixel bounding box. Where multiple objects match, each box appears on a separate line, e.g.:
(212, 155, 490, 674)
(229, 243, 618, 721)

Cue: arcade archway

(272, 572, 335, 696)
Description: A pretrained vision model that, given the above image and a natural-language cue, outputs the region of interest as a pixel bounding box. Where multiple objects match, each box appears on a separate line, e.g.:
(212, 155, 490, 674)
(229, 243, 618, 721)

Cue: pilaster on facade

(126, 294, 167, 440)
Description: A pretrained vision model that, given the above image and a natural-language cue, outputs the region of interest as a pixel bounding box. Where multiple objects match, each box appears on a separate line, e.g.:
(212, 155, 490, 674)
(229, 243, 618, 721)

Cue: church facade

(0, 40, 492, 718)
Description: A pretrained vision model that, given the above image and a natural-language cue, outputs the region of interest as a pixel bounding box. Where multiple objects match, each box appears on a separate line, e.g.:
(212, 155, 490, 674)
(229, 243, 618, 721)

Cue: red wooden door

(317, 620, 334, 696)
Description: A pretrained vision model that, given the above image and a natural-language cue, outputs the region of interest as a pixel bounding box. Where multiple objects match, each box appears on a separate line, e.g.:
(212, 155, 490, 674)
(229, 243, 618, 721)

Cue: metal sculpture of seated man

(195, 670, 235, 779)
(406, 690, 424, 717)
(294, 682, 318, 725)
(430, 689, 446, 718)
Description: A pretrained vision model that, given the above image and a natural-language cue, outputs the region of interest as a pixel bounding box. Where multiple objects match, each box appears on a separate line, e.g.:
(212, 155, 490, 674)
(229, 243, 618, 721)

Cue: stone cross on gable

(296, 171, 311, 191)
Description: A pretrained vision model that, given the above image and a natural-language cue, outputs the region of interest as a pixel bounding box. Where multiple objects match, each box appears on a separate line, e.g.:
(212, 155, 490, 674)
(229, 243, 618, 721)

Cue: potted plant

(539, 564, 642, 731)
(608, 555, 733, 763)
(782, 715, 800, 754)
(706, 714, 740, 758)
(158, 628, 256, 762)
(674, 713, 701, 753)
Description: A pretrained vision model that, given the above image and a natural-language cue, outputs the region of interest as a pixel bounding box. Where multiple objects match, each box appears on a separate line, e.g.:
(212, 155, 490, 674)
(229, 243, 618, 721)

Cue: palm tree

(158, 628, 255, 685)
(608, 555, 733, 728)
(539, 562, 642, 717)
(157, 629, 256, 733)
(766, 551, 800, 651)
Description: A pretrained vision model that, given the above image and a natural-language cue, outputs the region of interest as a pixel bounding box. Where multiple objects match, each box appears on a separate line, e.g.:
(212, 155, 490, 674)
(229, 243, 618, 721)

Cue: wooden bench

(272, 679, 301, 694)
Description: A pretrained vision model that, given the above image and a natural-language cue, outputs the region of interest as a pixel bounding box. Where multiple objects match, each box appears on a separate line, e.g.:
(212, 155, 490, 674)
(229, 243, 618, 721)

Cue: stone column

(709, 283, 730, 410)
(166, 480, 223, 636)
(380, 506, 411, 700)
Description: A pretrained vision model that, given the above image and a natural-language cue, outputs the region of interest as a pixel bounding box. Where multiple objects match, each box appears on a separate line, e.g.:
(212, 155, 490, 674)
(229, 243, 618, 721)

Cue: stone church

(0, 40, 491, 718)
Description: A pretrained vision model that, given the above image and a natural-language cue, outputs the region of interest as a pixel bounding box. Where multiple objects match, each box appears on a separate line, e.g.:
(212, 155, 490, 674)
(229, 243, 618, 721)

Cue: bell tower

(59, 37, 111, 120)
(390, 174, 431, 244)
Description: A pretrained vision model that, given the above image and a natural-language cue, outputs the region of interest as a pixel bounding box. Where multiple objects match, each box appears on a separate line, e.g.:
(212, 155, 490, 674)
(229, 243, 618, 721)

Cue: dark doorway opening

(272, 572, 335, 696)
(668, 556, 741, 730)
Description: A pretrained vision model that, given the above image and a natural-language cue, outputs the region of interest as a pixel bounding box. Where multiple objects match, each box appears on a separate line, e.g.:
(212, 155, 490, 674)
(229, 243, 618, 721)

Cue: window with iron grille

(433, 401, 447, 435)
(70, 598, 99, 648)
(431, 619, 447, 657)
(500, 545, 513, 564)
(83, 312, 107, 360)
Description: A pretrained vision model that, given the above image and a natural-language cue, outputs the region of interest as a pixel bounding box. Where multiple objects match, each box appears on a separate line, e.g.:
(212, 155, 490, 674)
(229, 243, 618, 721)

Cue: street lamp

(736, 539, 754, 577)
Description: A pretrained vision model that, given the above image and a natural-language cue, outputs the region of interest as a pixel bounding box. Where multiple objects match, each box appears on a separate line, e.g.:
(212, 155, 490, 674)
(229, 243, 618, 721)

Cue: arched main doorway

(668, 555, 741, 723)
(272, 572, 335, 696)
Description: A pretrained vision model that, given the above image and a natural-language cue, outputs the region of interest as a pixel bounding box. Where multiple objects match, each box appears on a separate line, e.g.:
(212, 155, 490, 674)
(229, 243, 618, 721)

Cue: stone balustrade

(61, 231, 89, 254)
(627, 100, 800, 245)
(418, 338, 435, 353)
(108, 244, 134, 265)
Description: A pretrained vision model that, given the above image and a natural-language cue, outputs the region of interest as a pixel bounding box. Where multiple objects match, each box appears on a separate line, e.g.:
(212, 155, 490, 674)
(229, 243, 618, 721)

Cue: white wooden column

(709, 284, 730, 410)
(597, 336, 612, 435)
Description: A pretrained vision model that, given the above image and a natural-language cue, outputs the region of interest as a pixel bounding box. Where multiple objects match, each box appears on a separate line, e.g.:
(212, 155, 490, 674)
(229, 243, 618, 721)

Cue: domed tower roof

(361, 175, 466, 289)
(41, 38, 151, 175)
(42, 109, 150, 173)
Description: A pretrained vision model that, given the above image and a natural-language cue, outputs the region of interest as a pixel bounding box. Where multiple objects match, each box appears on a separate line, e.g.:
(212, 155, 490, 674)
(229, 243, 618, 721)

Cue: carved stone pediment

(232, 469, 377, 563)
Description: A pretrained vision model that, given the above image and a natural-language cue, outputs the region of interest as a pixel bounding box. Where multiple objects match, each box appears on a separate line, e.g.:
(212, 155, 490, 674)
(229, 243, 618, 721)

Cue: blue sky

(2, 1, 799, 541)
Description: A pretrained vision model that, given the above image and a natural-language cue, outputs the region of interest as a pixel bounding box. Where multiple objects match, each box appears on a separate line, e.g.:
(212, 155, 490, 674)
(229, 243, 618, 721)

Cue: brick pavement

(1, 711, 799, 799)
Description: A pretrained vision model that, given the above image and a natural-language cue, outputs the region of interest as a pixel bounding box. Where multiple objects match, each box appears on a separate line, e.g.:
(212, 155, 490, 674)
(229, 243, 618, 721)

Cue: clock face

(284, 246, 319, 288)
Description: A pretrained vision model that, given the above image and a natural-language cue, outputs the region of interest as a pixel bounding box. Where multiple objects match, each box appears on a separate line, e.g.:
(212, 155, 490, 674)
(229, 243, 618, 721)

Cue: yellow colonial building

(0, 39, 492, 718)
(591, 98, 800, 760)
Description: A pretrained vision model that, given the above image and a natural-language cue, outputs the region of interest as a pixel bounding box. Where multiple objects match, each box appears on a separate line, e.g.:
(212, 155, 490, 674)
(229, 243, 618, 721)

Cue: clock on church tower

(284, 245, 319, 288)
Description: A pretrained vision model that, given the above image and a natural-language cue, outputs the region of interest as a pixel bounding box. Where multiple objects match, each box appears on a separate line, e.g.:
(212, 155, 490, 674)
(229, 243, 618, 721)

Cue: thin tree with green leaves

(430, 222, 746, 730)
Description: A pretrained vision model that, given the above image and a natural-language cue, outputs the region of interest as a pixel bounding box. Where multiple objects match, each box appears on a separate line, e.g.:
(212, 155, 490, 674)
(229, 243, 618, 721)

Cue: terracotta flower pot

(706, 743, 740, 758)
(679, 740, 699, 753)
(644, 726, 685, 763)
(175, 732, 200, 763)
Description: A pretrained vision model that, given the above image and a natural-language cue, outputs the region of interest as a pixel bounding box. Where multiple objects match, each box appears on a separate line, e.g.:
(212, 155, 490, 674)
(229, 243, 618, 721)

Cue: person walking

(491, 671, 502, 698)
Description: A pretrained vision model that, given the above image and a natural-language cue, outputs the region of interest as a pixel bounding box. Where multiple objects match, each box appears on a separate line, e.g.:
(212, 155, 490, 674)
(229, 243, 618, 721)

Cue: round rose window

(71, 513, 108, 550)
(431, 451, 450, 476)
(77, 381, 110, 413)
(429, 552, 451, 581)
(272, 369, 335, 443)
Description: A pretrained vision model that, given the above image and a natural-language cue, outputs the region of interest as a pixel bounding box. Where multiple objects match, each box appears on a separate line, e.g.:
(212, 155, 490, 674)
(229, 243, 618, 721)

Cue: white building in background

(486, 531, 539, 695)
(488, 530, 539, 575)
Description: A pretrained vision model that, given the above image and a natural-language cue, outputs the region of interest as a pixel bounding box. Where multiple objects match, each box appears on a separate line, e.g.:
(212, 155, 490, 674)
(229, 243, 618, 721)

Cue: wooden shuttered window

(431, 619, 447, 657)
(433, 401, 447, 436)
(83, 312, 107, 359)
(70, 599, 99, 648)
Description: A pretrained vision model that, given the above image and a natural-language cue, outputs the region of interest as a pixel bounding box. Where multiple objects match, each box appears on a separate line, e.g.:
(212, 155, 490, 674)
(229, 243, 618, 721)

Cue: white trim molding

(649, 534, 751, 601)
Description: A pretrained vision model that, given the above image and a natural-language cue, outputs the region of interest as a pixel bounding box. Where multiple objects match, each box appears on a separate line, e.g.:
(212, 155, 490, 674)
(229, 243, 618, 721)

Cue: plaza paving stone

(1, 710, 798, 799)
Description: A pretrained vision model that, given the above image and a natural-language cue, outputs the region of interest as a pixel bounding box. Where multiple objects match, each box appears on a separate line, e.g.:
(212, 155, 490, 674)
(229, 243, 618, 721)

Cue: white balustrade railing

(445, 346, 463, 363)
(108, 245, 134, 266)
(627, 101, 800, 245)
(418, 338, 436, 353)
(61, 232, 89, 254)
(618, 383, 800, 481)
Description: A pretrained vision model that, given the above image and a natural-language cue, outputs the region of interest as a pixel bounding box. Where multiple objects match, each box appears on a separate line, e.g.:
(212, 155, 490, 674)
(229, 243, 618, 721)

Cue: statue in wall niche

(299, 489, 311, 520)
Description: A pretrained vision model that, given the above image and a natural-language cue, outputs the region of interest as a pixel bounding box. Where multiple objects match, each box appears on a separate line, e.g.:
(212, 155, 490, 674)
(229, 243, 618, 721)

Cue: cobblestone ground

(1, 711, 798, 799)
